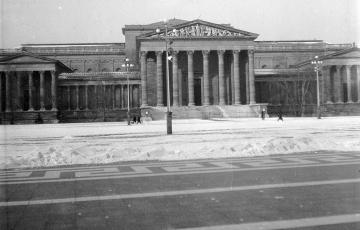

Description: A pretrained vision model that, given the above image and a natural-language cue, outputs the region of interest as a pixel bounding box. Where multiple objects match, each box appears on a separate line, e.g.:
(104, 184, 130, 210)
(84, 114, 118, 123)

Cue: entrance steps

(142, 104, 266, 120)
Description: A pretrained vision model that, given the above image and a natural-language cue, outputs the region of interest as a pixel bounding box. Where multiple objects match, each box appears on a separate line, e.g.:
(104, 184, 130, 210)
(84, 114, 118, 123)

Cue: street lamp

(156, 21, 176, 135)
(122, 57, 134, 125)
(311, 56, 323, 119)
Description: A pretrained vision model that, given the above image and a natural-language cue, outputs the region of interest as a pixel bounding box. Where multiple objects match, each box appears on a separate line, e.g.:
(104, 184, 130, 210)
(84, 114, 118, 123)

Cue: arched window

(73, 68, 79, 72)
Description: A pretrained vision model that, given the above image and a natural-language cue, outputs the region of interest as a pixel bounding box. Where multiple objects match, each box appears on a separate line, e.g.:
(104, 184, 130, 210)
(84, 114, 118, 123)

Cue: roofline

(22, 43, 125, 47)
(293, 46, 359, 68)
(0, 52, 72, 71)
(256, 40, 324, 43)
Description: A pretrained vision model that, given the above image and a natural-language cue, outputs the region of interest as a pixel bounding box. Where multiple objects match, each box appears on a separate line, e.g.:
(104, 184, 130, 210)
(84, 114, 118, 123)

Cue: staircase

(142, 104, 265, 120)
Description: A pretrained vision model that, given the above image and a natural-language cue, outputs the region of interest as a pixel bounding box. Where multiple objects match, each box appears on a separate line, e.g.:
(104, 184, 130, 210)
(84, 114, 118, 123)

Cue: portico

(137, 20, 259, 108)
(0, 54, 71, 123)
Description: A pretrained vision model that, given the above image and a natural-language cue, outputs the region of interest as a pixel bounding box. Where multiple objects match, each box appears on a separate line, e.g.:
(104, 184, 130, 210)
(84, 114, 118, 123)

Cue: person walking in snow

(261, 108, 266, 120)
(277, 109, 283, 121)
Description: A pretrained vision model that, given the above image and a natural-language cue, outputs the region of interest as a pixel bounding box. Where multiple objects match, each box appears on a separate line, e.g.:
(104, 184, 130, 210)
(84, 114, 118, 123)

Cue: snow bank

(1, 117, 360, 169)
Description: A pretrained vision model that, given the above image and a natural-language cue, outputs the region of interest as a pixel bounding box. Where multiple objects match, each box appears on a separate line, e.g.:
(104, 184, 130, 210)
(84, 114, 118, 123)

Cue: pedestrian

(136, 115, 141, 124)
(261, 108, 266, 120)
(277, 109, 283, 122)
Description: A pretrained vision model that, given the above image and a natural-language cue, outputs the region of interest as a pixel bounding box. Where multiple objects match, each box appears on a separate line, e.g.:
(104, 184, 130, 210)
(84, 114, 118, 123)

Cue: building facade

(0, 19, 359, 124)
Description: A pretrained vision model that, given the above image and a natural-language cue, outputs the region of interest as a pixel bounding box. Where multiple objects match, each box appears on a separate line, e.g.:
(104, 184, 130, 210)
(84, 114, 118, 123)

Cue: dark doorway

(194, 78, 202, 106)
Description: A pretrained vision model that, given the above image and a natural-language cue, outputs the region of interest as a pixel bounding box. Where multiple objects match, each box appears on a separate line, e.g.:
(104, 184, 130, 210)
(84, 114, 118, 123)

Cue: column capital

(202, 50, 210, 56)
(217, 50, 225, 55)
(345, 65, 351, 70)
(321, 65, 330, 71)
(248, 49, 255, 55)
(155, 51, 163, 57)
(233, 50, 241, 54)
(336, 65, 343, 71)
(172, 50, 179, 57)
(187, 50, 194, 56)
(140, 51, 147, 57)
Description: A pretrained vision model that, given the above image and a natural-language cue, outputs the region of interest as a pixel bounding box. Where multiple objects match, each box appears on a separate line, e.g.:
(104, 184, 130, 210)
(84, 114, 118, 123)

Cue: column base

(188, 103, 195, 106)
(141, 104, 148, 108)
(203, 102, 210, 106)
(326, 101, 333, 104)
(157, 103, 164, 107)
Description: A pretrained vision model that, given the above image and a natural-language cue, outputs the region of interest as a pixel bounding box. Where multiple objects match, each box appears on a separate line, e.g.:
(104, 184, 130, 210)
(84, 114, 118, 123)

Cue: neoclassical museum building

(0, 19, 359, 123)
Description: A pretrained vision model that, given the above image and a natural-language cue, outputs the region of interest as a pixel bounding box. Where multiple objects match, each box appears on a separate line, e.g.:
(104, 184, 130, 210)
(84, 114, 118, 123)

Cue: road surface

(1, 151, 360, 229)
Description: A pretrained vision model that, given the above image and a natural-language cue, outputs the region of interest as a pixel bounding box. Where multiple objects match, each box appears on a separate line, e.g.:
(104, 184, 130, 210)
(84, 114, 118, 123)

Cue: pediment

(0, 54, 56, 64)
(142, 19, 258, 39)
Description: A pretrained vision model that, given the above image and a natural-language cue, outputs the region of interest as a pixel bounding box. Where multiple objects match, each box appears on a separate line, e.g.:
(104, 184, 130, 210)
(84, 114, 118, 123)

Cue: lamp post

(156, 21, 176, 135)
(122, 57, 134, 125)
(311, 56, 323, 119)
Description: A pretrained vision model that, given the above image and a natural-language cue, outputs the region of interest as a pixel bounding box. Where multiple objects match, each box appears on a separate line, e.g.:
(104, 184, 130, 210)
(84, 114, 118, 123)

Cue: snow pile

(1, 117, 360, 169)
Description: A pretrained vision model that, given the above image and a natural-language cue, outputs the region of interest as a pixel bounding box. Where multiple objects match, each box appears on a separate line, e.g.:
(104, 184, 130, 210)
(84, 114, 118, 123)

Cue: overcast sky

(1, 0, 359, 48)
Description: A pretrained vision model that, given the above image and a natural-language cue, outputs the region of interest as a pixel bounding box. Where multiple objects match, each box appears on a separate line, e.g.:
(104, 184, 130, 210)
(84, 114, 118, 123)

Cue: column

(346, 65, 352, 103)
(187, 50, 194, 106)
(140, 51, 147, 107)
(156, 51, 163, 106)
(120, 85, 123, 108)
(39, 71, 45, 110)
(178, 69, 183, 106)
(202, 50, 210, 106)
(51, 71, 57, 111)
(85, 85, 88, 110)
(5, 72, 11, 112)
(245, 59, 250, 104)
(27, 71, 34, 111)
(172, 51, 179, 106)
(284, 81, 289, 105)
(248, 50, 256, 104)
(323, 66, 332, 103)
(111, 85, 115, 109)
(94, 85, 98, 109)
(129, 85, 133, 108)
(334, 65, 342, 103)
(0, 73, 2, 112)
(67, 86, 71, 110)
(76, 85, 79, 110)
(357, 65, 360, 103)
(233, 50, 241, 105)
(16, 72, 22, 111)
(218, 50, 225, 105)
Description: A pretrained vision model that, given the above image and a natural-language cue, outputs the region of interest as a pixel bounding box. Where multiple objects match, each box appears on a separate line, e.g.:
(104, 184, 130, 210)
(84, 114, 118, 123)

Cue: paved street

(1, 151, 360, 229)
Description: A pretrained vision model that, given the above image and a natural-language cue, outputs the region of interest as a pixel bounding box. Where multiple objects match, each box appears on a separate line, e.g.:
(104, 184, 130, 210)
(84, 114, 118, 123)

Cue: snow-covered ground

(1, 116, 360, 169)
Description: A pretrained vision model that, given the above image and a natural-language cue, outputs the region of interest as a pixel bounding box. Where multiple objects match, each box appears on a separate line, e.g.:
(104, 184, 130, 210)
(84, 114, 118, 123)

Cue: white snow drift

(1, 117, 360, 169)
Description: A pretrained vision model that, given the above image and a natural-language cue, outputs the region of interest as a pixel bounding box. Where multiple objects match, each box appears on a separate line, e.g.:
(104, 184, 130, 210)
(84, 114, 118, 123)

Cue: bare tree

(274, 71, 313, 117)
